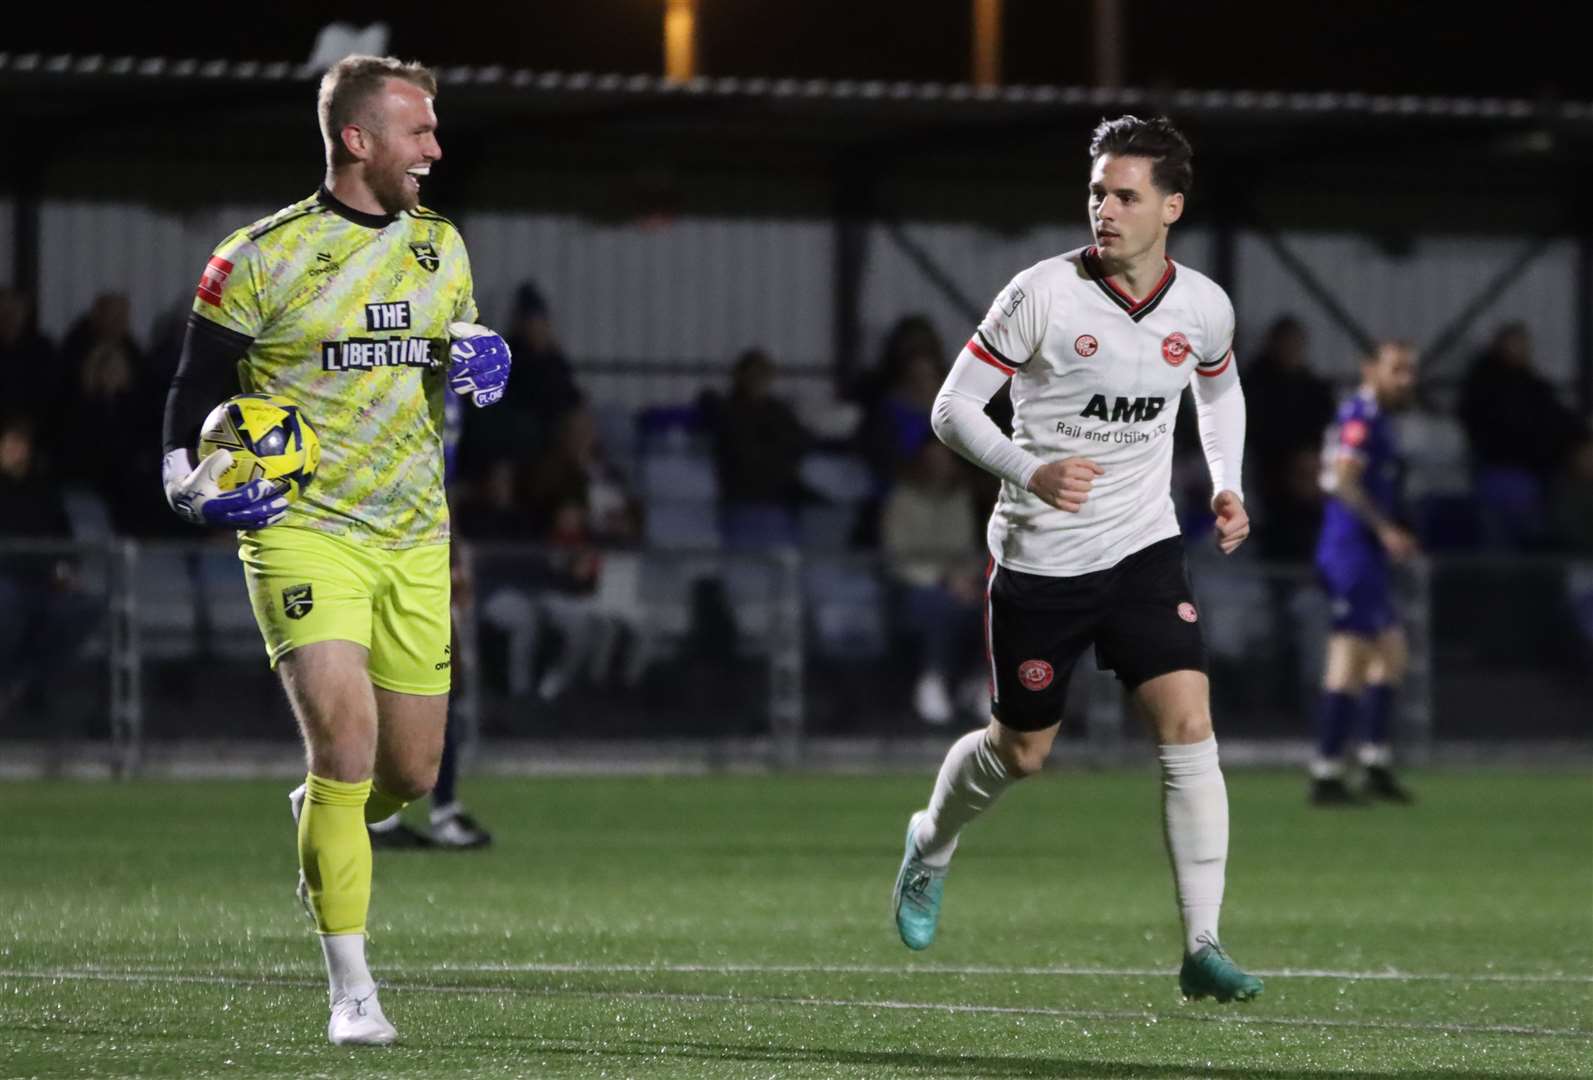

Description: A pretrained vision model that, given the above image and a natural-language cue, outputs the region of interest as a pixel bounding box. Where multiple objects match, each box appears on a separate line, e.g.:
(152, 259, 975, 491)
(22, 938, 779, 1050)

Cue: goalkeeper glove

(447, 321, 511, 407)
(161, 447, 288, 529)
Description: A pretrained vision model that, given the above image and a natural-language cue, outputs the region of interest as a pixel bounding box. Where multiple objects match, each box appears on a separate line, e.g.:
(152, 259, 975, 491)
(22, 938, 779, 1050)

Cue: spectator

(0, 412, 101, 724)
(1243, 316, 1336, 560)
(0, 288, 64, 461)
(56, 293, 166, 535)
(472, 406, 647, 701)
(850, 315, 944, 410)
(854, 316, 949, 545)
(707, 348, 818, 548)
(881, 440, 985, 725)
(460, 280, 583, 486)
(1459, 322, 1592, 549)
(458, 459, 547, 700)
(1550, 441, 1593, 554)
(525, 405, 640, 544)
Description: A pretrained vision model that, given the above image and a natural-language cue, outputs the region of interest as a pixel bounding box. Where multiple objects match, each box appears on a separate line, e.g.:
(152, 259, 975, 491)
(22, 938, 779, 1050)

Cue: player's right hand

(1376, 523, 1420, 561)
(1027, 457, 1104, 513)
(162, 448, 289, 529)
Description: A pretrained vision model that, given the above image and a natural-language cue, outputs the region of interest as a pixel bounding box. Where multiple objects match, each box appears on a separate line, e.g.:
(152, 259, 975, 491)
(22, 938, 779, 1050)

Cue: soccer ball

(197, 393, 321, 501)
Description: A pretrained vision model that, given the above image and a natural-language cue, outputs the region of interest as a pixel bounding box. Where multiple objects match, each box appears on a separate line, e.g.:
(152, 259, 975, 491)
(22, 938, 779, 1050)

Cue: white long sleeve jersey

(933, 245, 1245, 576)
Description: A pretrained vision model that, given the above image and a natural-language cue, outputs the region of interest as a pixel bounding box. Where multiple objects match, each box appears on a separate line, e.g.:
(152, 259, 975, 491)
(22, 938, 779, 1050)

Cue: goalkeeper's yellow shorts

(238, 525, 452, 696)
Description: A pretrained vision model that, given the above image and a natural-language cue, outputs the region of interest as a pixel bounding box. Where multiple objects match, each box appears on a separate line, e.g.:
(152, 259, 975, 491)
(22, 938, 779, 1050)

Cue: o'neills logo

(1018, 659, 1054, 691)
(321, 337, 444, 371)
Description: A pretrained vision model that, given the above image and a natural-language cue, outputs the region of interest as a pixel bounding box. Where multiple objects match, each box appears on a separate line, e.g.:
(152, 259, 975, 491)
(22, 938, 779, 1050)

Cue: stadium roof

(4, 51, 1589, 126)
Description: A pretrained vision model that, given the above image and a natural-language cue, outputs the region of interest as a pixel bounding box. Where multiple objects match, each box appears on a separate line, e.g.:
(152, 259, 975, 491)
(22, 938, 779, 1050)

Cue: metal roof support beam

(832, 161, 875, 390)
(1247, 213, 1377, 357)
(1418, 232, 1560, 378)
(1578, 226, 1593, 414)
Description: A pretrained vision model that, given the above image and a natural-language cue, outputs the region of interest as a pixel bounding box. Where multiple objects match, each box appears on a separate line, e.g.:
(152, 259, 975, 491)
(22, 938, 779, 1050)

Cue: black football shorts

(984, 536, 1208, 731)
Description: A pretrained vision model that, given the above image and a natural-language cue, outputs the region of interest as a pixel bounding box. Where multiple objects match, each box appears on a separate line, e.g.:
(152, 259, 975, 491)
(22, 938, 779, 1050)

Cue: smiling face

(1088, 153, 1183, 266)
(346, 78, 441, 214)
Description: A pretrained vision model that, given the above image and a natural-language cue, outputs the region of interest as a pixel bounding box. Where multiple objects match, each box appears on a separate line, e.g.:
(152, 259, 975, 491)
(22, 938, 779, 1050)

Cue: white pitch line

(423, 960, 1593, 985)
(13, 959, 1593, 985)
(3, 968, 1589, 1041)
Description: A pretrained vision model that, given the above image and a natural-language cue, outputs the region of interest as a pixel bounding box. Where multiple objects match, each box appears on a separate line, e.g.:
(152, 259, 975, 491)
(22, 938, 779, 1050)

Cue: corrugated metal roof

(1, 51, 1581, 122)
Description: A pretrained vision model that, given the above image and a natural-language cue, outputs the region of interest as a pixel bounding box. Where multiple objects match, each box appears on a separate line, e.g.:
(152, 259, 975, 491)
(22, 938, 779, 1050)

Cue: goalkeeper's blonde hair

(318, 56, 438, 165)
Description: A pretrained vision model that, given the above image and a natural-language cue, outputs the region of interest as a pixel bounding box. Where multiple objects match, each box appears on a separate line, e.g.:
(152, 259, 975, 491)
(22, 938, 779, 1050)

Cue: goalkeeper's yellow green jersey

(191, 187, 478, 548)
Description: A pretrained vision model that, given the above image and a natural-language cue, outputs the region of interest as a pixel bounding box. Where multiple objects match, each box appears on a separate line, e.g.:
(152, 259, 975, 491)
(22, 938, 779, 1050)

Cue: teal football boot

(892, 811, 947, 950)
(1179, 937, 1264, 1003)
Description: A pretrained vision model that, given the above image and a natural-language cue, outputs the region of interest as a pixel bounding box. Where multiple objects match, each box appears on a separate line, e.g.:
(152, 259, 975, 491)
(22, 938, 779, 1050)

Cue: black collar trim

(316, 185, 398, 229)
(1082, 246, 1177, 322)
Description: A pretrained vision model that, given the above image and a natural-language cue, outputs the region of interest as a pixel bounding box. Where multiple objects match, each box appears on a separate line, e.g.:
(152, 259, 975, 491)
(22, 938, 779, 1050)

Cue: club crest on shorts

(282, 583, 314, 620)
(1161, 331, 1191, 367)
(1177, 602, 1198, 623)
(409, 241, 439, 273)
(1074, 334, 1099, 357)
(1017, 659, 1054, 691)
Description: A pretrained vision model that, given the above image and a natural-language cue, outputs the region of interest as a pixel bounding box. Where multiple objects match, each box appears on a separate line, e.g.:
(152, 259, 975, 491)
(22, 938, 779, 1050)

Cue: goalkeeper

(159, 55, 510, 1047)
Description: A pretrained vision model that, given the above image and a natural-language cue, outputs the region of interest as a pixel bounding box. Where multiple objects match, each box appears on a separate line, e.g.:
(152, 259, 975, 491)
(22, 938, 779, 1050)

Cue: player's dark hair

(1361, 339, 1418, 366)
(318, 55, 439, 165)
(1088, 115, 1194, 197)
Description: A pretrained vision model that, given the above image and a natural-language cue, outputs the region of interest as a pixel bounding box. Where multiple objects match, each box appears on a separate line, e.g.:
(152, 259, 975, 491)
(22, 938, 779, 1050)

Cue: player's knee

(993, 739, 1049, 778)
(1158, 711, 1213, 745)
(381, 760, 439, 802)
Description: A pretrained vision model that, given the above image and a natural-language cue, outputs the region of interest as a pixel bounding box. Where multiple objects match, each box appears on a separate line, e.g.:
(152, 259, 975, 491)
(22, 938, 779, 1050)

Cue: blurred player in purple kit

(1310, 341, 1419, 805)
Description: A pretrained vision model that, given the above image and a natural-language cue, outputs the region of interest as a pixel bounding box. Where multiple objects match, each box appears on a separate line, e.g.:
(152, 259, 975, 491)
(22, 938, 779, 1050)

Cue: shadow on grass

(525, 1038, 1563, 1080)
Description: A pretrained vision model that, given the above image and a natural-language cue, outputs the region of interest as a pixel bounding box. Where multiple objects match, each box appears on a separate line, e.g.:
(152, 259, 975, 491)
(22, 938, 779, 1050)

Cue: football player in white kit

(891, 115, 1262, 1003)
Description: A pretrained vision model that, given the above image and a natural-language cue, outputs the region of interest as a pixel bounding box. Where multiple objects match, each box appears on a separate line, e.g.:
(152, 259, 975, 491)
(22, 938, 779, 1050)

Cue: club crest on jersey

(1017, 659, 1054, 691)
(409, 241, 440, 273)
(1075, 334, 1099, 357)
(1177, 602, 1198, 623)
(283, 584, 314, 620)
(1161, 331, 1191, 367)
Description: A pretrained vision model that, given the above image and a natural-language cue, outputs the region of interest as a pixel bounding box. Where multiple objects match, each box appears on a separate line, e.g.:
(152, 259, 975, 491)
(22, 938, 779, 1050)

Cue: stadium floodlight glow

(664, 0, 698, 82)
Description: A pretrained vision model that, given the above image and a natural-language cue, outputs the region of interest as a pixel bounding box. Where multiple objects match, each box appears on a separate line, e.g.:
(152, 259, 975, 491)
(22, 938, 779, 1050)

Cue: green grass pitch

(2, 769, 1589, 1078)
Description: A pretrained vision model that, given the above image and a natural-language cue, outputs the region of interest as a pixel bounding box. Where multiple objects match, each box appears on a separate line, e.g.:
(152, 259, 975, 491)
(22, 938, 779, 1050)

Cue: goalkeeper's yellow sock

(299, 774, 372, 935)
(364, 785, 411, 826)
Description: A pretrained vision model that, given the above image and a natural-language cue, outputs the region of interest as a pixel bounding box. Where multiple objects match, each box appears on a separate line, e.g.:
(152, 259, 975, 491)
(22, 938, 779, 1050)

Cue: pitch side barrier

(5, 539, 1592, 777)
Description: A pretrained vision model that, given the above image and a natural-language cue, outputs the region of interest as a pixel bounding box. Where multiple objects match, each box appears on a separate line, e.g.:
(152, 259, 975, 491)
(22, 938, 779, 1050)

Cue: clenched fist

(1027, 457, 1104, 513)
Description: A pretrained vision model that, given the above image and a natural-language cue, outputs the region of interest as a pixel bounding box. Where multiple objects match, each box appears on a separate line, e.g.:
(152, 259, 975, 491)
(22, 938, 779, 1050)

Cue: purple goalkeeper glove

(447, 321, 511, 407)
(161, 448, 288, 529)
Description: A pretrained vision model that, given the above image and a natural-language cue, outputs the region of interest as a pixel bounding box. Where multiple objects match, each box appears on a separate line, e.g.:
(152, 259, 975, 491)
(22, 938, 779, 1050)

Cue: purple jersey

(1316, 388, 1403, 563)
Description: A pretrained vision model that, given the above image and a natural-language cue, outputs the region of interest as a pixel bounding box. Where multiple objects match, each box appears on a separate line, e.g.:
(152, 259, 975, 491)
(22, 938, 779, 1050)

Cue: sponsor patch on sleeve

(196, 256, 234, 307)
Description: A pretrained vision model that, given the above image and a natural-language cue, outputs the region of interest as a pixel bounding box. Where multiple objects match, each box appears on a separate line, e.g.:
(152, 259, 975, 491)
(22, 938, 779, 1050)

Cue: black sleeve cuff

(161, 313, 255, 454)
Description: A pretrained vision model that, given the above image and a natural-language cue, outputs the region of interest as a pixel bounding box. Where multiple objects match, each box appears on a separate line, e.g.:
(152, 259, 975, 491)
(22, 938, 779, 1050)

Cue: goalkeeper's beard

(366, 155, 421, 215)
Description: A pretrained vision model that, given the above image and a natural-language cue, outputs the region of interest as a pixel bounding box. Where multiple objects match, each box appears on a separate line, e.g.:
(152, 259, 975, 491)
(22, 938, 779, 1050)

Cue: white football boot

(327, 985, 398, 1046)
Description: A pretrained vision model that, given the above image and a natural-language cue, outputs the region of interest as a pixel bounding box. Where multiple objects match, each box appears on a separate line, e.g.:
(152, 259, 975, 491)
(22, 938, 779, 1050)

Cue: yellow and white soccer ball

(197, 393, 321, 501)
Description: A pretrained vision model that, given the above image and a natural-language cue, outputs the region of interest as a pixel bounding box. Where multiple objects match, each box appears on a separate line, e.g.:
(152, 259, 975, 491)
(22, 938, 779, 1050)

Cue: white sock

(320, 932, 374, 1003)
(430, 802, 461, 826)
(368, 813, 401, 833)
(1159, 736, 1229, 956)
(913, 728, 1015, 868)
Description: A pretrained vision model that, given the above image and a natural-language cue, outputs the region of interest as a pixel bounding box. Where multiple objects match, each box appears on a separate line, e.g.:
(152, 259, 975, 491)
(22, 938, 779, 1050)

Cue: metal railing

(5, 538, 1588, 777)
